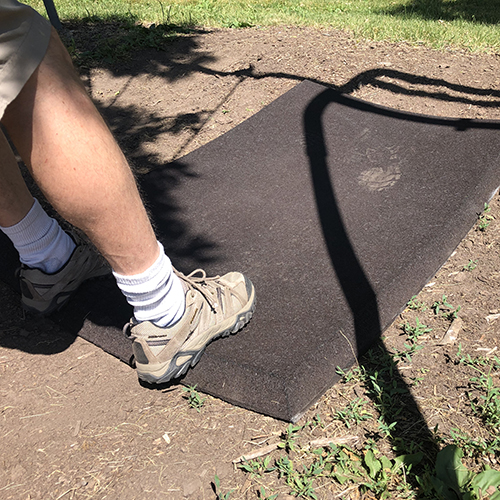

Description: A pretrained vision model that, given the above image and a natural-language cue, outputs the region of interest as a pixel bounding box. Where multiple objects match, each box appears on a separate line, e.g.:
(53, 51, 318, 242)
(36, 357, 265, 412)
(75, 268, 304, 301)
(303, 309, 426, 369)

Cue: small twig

(73, 420, 82, 437)
(475, 346, 498, 356)
(55, 488, 77, 500)
(0, 483, 25, 492)
(250, 434, 270, 440)
(46, 386, 68, 398)
(77, 352, 95, 360)
(485, 313, 500, 322)
(333, 484, 360, 498)
(19, 411, 55, 420)
(338, 329, 358, 364)
(232, 443, 279, 463)
(232, 435, 358, 463)
(307, 435, 359, 449)
(242, 438, 270, 446)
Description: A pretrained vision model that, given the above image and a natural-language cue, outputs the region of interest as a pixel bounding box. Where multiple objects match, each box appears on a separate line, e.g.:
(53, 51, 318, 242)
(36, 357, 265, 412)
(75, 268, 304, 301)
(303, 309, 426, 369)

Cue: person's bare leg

(1, 28, 158, 275)
(0, 128, 34, 227)
(0, 24, 254, 381)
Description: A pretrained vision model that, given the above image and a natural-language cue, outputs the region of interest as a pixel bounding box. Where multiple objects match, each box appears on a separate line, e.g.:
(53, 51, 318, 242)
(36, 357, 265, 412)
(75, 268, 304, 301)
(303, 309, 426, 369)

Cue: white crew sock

(0, 198, 76, 274)
(113, 242, 186, 328)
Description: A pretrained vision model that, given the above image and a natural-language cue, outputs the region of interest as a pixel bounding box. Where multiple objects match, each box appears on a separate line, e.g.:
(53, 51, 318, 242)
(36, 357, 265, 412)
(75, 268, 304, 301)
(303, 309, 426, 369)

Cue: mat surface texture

(1, 80, 499, 421)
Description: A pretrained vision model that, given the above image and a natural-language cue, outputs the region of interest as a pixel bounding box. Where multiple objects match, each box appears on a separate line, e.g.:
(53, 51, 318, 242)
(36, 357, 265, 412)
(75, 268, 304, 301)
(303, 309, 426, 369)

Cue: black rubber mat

(1, 80, 499, 421)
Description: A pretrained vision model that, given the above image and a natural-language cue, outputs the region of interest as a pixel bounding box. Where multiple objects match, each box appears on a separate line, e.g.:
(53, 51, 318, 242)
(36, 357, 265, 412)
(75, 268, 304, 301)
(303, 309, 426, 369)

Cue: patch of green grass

(402, 317, 432, 342)
(63, 15, 190, 68)
(389, 317, 431, 363)
(237, 342, 500, 498)
(212, 475, 232, 500)
(308, 413, 324, 430)
(238, 456, 276, 477)
(336, 364, 366, 384)
(477, 203, 494, 232)
(258, 486, 278, 500)
(463, 259, 478, 272)
(25, 0, 500, 52)
(442, 348, 500, 470)
(429, 445, 500, 500)
(275, 455, 318, 499)
(329, 445, 424, 496)
(469, 372, 500, 430)
(457, 352, 500, 432)
(182, 384, 206, 412)
(406, 295, 427, 311)
(278, 423, 302, 453)
(449, 428, 500, 457)
(278, 440, 427, 498)
(333, 397, 373, 428)
(235, 332, 500, 499)
(431, 294, 461, 320)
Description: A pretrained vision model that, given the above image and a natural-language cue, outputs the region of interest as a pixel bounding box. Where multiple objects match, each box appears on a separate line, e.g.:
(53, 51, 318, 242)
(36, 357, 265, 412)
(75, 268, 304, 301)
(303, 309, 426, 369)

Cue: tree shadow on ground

(2, 16, 499, 494)
(61, 17, 499, 492)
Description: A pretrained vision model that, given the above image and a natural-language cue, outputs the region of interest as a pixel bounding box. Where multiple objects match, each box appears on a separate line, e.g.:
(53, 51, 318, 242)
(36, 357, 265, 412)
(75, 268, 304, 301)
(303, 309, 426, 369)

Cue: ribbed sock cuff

(113, 241, 185, 327)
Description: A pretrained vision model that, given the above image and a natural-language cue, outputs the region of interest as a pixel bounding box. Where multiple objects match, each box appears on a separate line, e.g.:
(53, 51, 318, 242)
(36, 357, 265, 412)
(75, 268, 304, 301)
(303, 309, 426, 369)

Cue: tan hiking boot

(19, 231, 110, 315)
(124, 268, 256, 383)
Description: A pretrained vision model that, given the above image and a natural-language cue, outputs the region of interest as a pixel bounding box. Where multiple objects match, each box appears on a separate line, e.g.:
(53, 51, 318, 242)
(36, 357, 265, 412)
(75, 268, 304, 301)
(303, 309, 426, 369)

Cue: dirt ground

(1, 24, 500, 499)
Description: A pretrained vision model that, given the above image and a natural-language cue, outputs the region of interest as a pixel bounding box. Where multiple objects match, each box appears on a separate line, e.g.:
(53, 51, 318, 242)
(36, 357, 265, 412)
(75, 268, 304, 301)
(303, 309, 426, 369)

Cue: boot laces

(174, 268, 221, 312)
(123, 268, 223, 339)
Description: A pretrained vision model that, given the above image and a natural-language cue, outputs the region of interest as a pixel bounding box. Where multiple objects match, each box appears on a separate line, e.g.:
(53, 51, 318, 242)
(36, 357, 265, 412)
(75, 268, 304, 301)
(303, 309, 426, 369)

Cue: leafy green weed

(182, 384, 206, 412)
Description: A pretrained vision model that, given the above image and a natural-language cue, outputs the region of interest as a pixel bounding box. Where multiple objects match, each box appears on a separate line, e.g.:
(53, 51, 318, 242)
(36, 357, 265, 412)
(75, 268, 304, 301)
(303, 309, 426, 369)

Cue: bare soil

(1, 24, 500, 499)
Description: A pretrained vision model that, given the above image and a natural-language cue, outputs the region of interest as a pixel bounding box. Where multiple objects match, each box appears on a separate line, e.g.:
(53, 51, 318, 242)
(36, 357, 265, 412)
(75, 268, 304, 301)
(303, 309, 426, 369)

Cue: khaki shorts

(0, 0, 50, 118)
